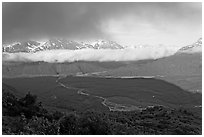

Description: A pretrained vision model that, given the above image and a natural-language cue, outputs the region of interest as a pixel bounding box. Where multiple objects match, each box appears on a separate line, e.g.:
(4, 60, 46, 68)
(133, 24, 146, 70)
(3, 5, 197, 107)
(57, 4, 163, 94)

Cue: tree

(59, 113, 80, 135)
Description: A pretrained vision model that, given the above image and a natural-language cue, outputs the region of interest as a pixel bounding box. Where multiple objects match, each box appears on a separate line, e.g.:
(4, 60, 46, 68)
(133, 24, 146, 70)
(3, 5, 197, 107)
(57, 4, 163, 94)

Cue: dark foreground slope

(2, 87, 202, 135)
(3, 76, 107, 112)
(3, 76, 201, 112)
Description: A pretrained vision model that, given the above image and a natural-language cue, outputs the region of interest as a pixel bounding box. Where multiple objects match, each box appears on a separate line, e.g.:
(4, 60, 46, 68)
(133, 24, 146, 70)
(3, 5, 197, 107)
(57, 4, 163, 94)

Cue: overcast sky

(2, 2, 202, 47)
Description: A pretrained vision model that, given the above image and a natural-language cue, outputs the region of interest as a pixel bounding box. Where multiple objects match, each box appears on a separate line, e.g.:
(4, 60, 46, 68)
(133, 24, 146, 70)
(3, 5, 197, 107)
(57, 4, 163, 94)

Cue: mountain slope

(177, 38, 202, 53)
(2, 61, 127, 78)
(101, 52, 201, 93)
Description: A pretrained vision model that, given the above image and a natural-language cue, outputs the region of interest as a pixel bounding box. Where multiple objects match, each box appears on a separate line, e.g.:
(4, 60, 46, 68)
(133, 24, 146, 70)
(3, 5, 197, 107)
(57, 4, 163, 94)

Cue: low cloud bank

(3, 47, 180, 63)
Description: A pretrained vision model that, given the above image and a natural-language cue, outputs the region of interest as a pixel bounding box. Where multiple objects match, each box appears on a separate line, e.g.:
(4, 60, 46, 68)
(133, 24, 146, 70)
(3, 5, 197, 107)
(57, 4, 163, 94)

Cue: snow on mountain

(3, 38, 201, 54)
(88, 39, 124, 49)
(177, 38, 202, 53)
(3, 38, 124, 53)
(34, 38, 83, 51)
(3, 41, 44, 53)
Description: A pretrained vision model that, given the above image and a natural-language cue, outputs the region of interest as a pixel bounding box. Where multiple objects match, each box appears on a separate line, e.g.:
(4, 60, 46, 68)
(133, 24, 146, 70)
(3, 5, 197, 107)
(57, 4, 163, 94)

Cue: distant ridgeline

(2, 38, 202, 53)
(2, 38, 124, 53)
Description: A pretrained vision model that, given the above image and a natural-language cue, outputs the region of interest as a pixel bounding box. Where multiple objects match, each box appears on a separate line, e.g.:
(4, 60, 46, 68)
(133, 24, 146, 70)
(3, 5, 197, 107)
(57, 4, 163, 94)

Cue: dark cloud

(2, 2, 202, 45)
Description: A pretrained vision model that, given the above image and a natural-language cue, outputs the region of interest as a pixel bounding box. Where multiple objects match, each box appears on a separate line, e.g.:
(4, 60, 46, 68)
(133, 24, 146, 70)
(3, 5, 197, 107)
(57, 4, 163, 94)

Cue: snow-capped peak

(2, 40, 44, 53)
(86, 39, 124, 49)
(2, 38, 124, 53)
(178, 38, 202, 53)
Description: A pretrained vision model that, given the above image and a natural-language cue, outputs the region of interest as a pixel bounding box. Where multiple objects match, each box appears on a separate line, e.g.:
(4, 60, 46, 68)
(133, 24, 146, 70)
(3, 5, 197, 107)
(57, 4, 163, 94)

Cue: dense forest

(2, 91, 202, 135)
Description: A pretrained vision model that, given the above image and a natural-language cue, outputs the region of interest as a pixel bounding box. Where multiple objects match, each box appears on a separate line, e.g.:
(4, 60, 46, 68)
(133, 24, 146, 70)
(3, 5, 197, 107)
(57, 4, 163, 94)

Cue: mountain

(2, 40, 43, 53)
(177, 38, 202, 53)
(87, 40, 124, 49)
(2, 38, 202, 93)
(3, 38, 124, 53)
(2, 51, 202, 93)
(34, 38, 83, 51)
(98, 38, 202, 93)
(101, 52, 201, 92)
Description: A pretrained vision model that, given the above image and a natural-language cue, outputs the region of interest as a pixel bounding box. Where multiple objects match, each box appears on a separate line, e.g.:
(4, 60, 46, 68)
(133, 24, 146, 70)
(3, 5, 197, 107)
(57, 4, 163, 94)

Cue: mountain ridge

(3, 38, 124, 53)
(177, 38, 202, 53)
(3, 38, 202, 54)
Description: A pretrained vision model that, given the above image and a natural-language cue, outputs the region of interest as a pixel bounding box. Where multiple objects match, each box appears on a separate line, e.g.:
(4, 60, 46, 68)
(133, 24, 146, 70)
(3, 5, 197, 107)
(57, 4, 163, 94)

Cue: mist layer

(3, 47, 180, 63)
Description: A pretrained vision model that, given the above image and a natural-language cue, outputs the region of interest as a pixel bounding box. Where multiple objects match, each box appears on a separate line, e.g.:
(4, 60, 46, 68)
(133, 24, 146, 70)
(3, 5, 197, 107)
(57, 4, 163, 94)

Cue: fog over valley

(3, 46, 180, 63)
